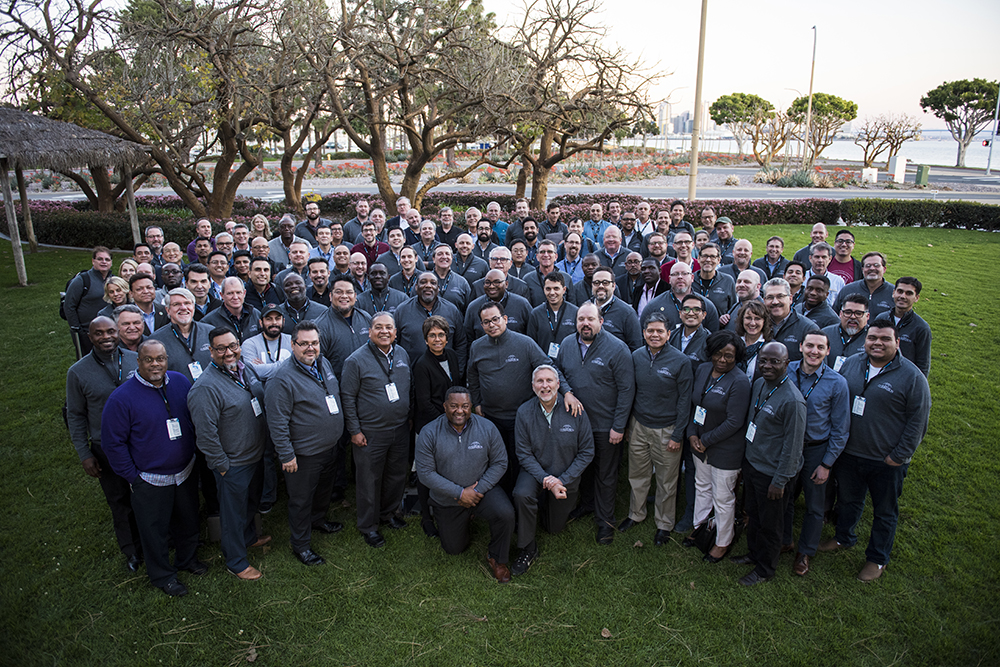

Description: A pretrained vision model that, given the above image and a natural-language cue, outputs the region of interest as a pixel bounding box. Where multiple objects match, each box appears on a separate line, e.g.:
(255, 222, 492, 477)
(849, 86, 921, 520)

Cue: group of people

(64, 196, 931, 595)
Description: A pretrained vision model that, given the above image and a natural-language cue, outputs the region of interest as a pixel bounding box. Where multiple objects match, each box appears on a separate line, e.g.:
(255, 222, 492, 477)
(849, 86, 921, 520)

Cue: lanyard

(297, 358, 328, 393)
(171, 324, 197, 357)
(400, 273, 417, 296)
(369, 290, 390, 313)
(753, 376, 787, 419)
(211, 362, 250, 393)
(436, 271, 452, 295)
(795, 366, 823, 401)
(861, 357, 893, 397)
(840, 326, 865, 348)
(157, 386, 172, 417)
(562, 258, 580, 276)
(285, 302, 309, 324)
(368, 343, 394, 382)
(547, 303, 564, 334)
(702, 371, 727, 400)
(262, 336, 282, 363)
(94, 349, 125, 386)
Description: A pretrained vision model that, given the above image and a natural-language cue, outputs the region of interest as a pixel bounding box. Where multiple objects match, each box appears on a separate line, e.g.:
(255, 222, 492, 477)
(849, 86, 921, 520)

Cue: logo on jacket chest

(467, 441, 483, 450)
(559, 424, 575, 433)
(589, 357, 606, 367)
(505, 355, 520, 363)
(877, 382, 894, 394)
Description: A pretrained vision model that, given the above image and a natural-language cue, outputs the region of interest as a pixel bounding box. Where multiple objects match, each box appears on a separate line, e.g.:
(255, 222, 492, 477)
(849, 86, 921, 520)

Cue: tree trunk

(528, 165, 551, 210)
(281, 146, 301, 213)
(956, 140, 968, 168)
(91, 166, 117, 213)
(15, 168, 37, 253)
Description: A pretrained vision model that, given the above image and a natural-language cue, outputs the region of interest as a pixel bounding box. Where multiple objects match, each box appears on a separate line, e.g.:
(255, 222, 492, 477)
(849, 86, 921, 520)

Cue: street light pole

(802, 26, 817, 169)
(688, 0, 708, 201)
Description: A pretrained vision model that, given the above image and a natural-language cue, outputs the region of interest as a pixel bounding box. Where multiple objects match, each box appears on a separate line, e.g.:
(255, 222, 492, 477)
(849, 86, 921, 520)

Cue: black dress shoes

(160, 579, 188, 597)
(704, 546, 731, 564)
(363, 531, 386, 548)
(596, 525, 614, 545)
(568, 505, 593, 522)
(313, 521, 344, 534)
(125, 554, 143, 573)
(294, 548, 326, 566)
(729, 553, 755, 565)
(184, 561, 209, 576)
(421, 518, 439, 538)
(381, 516, 407, 530)
(653, 529, 671, 546)
(617, 518, 637, 533)
(738, 570, 773, 587)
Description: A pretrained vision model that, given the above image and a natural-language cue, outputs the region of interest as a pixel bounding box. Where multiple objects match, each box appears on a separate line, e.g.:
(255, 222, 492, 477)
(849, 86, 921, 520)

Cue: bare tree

(504, 0, 657, 208)
(854, 116, 892, 168)
(748, 109, 793, 168)
(883, 114, 922, 166)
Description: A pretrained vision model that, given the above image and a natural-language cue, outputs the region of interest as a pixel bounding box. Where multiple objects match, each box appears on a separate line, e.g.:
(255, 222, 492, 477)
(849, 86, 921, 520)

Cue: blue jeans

(783, 441, 828, 555)
(214, 461, 263, 573)
(834, 453, 909, 566)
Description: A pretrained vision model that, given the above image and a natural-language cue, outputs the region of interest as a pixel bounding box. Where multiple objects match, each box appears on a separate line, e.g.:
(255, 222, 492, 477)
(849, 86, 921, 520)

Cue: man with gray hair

(202, 277, 261, 343)
(387, 196, 411, 232)
(150, 288, 214, 382)
(762, 277, 820, 363)
(115, 304, 146, 353)
(436, 206, 461, 250)
(805, 242, 846, 306)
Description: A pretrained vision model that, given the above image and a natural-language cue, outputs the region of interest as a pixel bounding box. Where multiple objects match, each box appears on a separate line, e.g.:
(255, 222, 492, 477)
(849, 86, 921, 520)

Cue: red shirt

(660, 258, 701, 284)
(828, 257, 859, 285)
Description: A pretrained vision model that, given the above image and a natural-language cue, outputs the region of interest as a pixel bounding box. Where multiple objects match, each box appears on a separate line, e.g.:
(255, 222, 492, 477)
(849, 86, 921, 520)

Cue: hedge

(3, 194, 997, 251)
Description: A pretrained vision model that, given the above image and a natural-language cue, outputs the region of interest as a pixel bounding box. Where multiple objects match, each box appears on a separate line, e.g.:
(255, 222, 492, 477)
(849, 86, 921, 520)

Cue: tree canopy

(920, 78, 999, 167)
(788, 93, 857, 167)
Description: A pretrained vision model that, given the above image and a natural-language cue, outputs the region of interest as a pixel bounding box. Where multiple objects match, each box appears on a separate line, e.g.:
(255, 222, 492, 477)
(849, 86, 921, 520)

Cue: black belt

(804, 439, 828, 447)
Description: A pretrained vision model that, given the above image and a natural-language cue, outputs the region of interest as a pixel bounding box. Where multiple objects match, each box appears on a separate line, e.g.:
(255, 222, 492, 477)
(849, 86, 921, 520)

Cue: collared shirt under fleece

(822, 324, 868, 370)
(187, 363, 266, 473)
(149, 322, 214, 382)
(467, 329, 570, 422)
(631, 344, 694, 443)
(263, 356, 344, 462)
(341, 342, 412, 435)
(838, 352, 931, 463)
(555, 329, 635, 433)
(415, 414, 507, 508)
(66, 348, 139, 460)
(515, 394, 594, 486)
(744, 376, 807, 489)
(525, 301, 579, 359)
(787, 360, 851, 468)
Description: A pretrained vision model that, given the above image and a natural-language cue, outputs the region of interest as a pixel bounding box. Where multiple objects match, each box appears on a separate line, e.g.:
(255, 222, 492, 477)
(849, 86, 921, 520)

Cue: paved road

(23, 164, 1000, 205)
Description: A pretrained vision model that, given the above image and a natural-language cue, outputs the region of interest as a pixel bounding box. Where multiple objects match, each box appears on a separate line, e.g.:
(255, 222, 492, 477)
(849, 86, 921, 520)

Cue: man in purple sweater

(102, 339, 207, 597)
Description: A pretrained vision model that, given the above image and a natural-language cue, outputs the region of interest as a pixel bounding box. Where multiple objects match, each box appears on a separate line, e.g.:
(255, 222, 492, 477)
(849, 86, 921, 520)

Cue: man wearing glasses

(471, 247, 531, 301)
(187, 329, 269, 580)
(823, 294, 870, 372)
(828, 230, 863, 284)
(642, 262, 721, 333)
(692, 243, 737, 317)
(762, 278, 820, 363)
(834, 252, 894, 318)
(589, 267, 642, 352)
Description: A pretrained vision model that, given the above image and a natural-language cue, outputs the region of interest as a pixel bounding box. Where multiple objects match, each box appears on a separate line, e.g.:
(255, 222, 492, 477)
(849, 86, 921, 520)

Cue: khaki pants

(626, 417, 682, 530)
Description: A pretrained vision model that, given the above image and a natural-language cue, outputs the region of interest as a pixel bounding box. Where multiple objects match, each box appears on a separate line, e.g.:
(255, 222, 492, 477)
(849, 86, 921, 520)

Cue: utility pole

(802, 26, 817, 169)
(688, 0, 708, 201)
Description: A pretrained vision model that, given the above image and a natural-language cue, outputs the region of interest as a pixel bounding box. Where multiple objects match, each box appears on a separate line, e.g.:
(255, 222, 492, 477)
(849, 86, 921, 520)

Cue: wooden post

(124, 163, 140, 244)
(15, 167, 38, 253)
(1, 157, 29, 286)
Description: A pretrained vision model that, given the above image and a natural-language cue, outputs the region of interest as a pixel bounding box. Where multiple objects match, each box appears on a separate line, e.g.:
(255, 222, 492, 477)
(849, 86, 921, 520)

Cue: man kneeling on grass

(416, 386, 514, 583)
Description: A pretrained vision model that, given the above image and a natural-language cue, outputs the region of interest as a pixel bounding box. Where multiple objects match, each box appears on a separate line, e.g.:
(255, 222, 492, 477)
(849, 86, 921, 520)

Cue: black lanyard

(297, 358, 328, 393)
(795, 366, 823, 401)
(368, 343, 394, 382)
(285, 303, 309, 325)
(155, 384, 172, 417)
(368, 290, 390, 313)
(94, 349, 125, 386)
(861, 357, 894, 397)
(400, 273, 417, 296)
(211, 362, 251, 393)
(702, 371, 727, 401)
(262, 336, 282, 363)
(753, 377, 787, 420)
(547, 303, 565, 334)
(562, 258, 580, 276)
(171, 324, 197, 357)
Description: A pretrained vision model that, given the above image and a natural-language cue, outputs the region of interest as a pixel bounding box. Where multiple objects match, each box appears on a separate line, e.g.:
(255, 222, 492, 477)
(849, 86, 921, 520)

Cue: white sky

(484, 0, 1000, 130)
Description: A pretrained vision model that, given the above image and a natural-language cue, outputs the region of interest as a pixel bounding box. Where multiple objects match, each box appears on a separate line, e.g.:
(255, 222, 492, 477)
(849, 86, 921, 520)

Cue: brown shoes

(487, 557, 511, 584)
(858, 562, 884, 582)
(793, 553, 810, 576)
(230, 565, 263, 580)
(250, 535, 272, 548)
(780, 543, 795, 554)
(818, 538, 844, 552)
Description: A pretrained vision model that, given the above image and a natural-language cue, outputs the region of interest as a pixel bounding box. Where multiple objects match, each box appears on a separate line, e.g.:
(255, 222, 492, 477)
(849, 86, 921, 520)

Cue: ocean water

(629, 131, 999, 170)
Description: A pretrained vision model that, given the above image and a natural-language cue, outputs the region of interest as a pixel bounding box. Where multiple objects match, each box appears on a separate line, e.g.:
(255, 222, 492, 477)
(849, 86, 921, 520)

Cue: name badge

(166, 418, 182, 440)
(325, 395, 340, 414)
(386, 383, 400, 402)
(694, 405, 707, 426)
(746, 421, 757, 443)
(188, 361, 203, 379)
(852, 395, 866, 416)
(547, 342, 560, 358)
(251, 397, 262, 417)
(833, 356, 846, 372)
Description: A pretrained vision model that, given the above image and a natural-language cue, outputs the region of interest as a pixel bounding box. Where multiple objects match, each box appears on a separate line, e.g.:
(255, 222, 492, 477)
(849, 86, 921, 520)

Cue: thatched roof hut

(0, 108, 150, 287)
(0, 107, 149, 171)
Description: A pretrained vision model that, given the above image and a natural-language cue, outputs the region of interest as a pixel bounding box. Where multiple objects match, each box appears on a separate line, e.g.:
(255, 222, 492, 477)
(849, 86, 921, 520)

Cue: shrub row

(2, 194, 996, 251)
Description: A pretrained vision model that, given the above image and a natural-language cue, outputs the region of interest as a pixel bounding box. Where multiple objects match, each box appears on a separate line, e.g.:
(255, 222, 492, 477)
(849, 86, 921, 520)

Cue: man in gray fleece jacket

(341, 313, 412, 549)
(187, 328, 269, 580)
(820, 316, 931, 582)
(510, 365, 594, 576)
(416, 387, 514, 583)
(264, 321, 345, 567)
(732, 341, 806, 587)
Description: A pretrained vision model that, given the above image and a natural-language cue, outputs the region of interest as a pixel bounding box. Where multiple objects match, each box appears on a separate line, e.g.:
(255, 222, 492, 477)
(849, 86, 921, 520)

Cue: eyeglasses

(212, 342, 240, 353)
(140, 356, 168, 363)
(294, 340, 320, 348)
(841, 309, 867, 318)
(490, 257, 511, 263)
(699, 253, 719, 260)
(484, 280, 505, 286)
(670, 271, 692, 277)
(835, 239, 855, 245)
(681, 306, 703, 314)
(481, 315, 503, 327)
(591, 279, 614, 286)
(862, 264, 883, 270)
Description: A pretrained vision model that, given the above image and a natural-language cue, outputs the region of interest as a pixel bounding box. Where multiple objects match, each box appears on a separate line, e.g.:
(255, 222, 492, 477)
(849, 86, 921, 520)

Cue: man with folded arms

(264, 322, 345, 566)
(102, 340, 206, 597)
(416, 386, 514, 583)
(187, 328, 270, 580)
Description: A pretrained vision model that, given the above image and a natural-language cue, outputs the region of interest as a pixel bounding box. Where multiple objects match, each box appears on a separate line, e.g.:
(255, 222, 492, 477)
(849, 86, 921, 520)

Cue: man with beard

(555, 302, 635, 545)
(244, 258, 280, 313)
(358, 263, 407, 317)
(720, 270, 762, 330)
(644, 232, 670, 268)
(699, 206, 719, 242)
(555, 231, 586, 284)
(307, 257, 332, 308)
(377, 227, 426, 276)
(394, 272, 468, 368)
(296, 201, 331, 247)
(388, 247, 421, 297)
(452, 233, 489, 286)
(431, 244, 471, 312)
(154, 263, 185, 306)
(187, 329, 269, 580)
(823, 294, 870, 371)
(145, 226, 165, 267)
(526, 272, 579, 360)
(276, 274, 326, 335)
(352, 222, 390, 271)
(834, 252, 894, 318)
(202, 277, 261, 343)
(470, 213, 497, 260)
(344, 199, 369, 243)
(503, 198, 533, 247)
(242, 304, 293, 380)
(524, 240, 575, 308)
(795, 275, 839, 328)
(519, 219, 541, 268)
(66, 316, 142, 572)
(465, 269, 533, 341)
(589, 267, 642, 352)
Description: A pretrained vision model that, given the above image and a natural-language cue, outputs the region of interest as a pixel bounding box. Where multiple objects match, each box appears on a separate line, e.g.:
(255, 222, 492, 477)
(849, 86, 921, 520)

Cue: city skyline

(485, 0, 1000, 132)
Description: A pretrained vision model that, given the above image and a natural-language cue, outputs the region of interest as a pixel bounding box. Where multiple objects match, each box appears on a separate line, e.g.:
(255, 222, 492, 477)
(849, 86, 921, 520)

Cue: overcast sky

(484, 0, 1000, 130)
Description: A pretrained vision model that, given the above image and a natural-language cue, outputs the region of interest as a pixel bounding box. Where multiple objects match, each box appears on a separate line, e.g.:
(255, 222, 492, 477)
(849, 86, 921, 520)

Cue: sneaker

(858, 561, 884, 582)
(511, 546, 538, 577)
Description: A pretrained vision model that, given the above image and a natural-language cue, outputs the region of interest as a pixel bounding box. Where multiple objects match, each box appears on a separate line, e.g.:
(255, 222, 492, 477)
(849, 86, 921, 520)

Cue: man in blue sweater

(102, 340, 206, 597)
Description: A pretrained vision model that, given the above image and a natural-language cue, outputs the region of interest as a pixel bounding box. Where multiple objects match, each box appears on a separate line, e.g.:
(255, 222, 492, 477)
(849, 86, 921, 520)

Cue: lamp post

(688, 0, 709, 201)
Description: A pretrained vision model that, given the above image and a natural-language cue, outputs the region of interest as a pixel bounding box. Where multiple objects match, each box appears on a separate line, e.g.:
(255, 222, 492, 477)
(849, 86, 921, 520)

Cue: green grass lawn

(2, 225, 998, 666)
